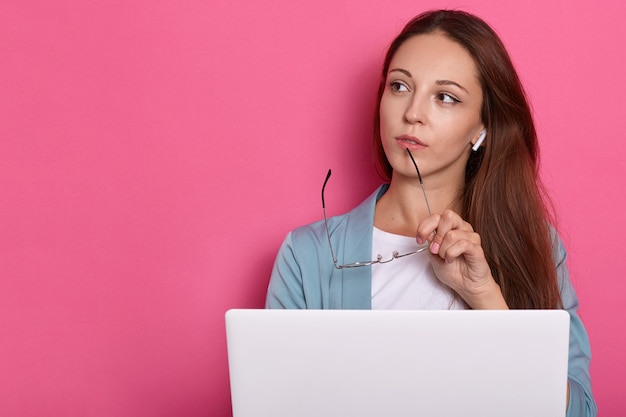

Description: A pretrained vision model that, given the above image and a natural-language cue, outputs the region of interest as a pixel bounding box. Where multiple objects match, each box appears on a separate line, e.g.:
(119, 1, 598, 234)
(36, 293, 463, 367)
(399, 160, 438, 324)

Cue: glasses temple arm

(406, 149, 432, 216)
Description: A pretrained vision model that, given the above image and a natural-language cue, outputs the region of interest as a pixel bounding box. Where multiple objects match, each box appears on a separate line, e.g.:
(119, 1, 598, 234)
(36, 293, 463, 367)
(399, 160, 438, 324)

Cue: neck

(374, 173, 463, 237)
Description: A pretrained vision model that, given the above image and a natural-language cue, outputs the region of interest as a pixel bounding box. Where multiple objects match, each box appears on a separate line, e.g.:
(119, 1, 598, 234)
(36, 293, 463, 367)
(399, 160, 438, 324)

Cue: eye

(388, 81, 410, 93)
(437, 93, 460, 104)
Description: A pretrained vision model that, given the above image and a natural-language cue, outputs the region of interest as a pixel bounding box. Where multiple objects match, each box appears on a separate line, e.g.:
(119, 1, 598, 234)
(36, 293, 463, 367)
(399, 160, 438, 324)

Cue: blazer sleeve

(265, 231, 307, 309)
(554, 236, 597, 417)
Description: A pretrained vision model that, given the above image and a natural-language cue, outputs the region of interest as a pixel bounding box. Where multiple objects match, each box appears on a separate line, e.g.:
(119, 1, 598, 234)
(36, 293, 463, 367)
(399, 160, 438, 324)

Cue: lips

(396, 135, 426, 150)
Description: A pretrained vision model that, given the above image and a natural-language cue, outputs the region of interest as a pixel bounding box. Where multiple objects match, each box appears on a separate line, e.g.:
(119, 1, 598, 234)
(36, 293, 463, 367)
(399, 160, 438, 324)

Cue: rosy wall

(1, 0, 624, 415)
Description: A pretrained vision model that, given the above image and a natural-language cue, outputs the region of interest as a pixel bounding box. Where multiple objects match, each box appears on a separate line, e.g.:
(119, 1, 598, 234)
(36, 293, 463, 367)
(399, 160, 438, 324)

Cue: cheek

(438, 112, 482, 146)
(378, 97, 396, 137)
(378, 112, 388, 142)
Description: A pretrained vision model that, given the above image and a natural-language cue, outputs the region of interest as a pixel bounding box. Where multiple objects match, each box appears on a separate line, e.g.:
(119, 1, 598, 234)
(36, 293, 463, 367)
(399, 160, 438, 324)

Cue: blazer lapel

(339, 185, 388, 309)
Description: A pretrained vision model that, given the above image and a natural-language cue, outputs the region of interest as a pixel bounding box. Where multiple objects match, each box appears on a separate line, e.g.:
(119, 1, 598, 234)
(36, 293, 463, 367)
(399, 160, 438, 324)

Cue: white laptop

(225, 309, 569, 417)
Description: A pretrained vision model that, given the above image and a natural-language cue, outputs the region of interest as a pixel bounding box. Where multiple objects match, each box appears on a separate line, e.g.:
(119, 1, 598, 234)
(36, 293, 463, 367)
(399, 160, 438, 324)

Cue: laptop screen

(226, 309, 569, 417)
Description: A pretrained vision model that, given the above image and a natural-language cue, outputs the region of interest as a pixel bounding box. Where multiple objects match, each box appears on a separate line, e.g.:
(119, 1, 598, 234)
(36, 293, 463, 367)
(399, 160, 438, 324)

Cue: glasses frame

(322, 149, 431, 269)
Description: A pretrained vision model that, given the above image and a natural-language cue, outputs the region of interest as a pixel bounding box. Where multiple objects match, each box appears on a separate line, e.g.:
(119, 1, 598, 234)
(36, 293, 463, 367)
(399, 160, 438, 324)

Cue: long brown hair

(373, 10, 561, 309)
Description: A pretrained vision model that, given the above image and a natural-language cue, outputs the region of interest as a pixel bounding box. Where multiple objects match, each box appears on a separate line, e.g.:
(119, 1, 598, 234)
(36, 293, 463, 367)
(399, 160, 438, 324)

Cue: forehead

(389, 33, 481, 89)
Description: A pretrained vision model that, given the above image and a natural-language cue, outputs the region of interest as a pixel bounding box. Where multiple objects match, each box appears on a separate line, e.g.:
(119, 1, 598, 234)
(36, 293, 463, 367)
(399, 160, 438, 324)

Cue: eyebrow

(389, 68, 469, 94)
(435, 79, 469, 94)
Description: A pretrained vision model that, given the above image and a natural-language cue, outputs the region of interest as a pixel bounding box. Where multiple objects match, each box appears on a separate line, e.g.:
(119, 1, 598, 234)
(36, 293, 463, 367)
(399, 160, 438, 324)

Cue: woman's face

(379, 32, 484, 186)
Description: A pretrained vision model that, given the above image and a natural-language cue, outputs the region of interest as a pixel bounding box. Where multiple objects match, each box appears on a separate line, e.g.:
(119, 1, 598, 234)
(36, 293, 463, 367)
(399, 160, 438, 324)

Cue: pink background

(1, 0, 624, 415)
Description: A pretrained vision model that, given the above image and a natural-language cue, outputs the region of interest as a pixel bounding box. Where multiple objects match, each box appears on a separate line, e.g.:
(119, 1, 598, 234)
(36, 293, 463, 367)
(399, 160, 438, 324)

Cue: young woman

(265, 10, 596, 416)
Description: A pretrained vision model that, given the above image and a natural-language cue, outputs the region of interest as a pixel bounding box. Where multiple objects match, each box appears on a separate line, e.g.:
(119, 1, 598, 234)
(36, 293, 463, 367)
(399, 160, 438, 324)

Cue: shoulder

(289, 184, 388, 243)
(550, 228, 568, 267)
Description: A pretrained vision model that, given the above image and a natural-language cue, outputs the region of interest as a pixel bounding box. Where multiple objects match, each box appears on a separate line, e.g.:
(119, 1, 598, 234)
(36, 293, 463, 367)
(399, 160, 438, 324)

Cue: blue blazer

(266, 184, 597, 416)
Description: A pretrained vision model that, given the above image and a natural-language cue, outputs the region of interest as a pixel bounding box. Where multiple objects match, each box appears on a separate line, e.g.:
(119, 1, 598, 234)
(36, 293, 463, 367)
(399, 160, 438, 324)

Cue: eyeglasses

(321, 149, 431, 269)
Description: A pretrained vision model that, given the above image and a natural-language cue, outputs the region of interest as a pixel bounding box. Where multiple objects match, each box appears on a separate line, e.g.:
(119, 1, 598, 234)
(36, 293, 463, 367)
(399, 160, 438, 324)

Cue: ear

(472, 129, 486, 151)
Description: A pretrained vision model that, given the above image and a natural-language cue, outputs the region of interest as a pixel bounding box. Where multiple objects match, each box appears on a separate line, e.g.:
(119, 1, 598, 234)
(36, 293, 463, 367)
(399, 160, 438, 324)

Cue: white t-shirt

(371, 227, 466, 310)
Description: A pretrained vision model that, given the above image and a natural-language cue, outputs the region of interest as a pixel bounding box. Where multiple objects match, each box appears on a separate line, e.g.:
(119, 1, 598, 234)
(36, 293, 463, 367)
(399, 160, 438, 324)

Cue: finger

(437, 209, 474, 234)
(439, 234, 482, 263)
(437, 228, 481, 257)
(416, 214, 441, 245)
(429, 210, 473, 254)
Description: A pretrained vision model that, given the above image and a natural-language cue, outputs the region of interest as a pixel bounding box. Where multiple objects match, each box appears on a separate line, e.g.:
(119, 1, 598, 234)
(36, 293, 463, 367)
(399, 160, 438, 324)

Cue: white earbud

(472, 130, 486, 151)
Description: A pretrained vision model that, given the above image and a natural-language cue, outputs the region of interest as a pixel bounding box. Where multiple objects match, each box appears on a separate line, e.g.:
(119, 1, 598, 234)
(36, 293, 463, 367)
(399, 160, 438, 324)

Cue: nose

(405, 93, 428, 124)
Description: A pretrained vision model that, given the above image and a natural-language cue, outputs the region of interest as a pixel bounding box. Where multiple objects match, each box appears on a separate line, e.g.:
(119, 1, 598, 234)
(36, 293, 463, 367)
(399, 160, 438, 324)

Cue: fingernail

(430, 242, 440, 254)
(416, 237, 423, 245)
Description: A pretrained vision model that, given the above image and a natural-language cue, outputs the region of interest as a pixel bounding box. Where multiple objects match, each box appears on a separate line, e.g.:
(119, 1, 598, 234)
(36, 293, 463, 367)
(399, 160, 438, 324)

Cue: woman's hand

(416, 209, 509, 310)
